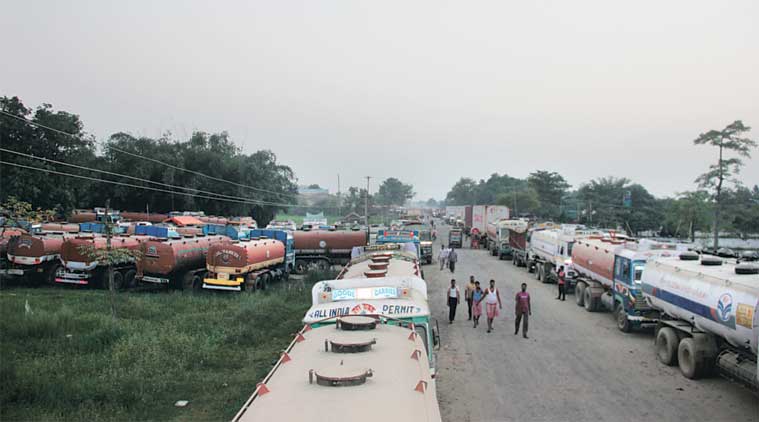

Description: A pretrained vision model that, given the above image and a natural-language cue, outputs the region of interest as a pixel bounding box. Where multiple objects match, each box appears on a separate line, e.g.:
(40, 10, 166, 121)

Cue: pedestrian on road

(472, 281, 483, 328)
(483, 279, 502, 333)
(465, 276, 476, 320)
(515, 283, 532, 339)
(447, 279, 461, 323)
(556, 265, 566, 301)
(438, 245, 449, 271)
(448, 247, 458, 273)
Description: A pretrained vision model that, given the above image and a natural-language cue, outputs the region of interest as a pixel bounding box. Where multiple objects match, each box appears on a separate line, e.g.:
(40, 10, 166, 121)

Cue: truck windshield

(566, 242, 574, 257)
(419, 232, 431, 241)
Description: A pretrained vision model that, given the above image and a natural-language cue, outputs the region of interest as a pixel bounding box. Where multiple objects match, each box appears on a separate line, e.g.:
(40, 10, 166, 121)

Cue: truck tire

(124, 269, 137, 289)
(677, 337, 706, 379)
(583, 287, 595, 312)
(191, 274, 203, 292)
(45, 263, 62, 285)
(317, 260, 330, 271)
(656, 327, 679, 366)
(111, 271, 126, 290)
(575, 282, 586, 307)
(615, 303, 631, 332)
(535, 264, 541, 280)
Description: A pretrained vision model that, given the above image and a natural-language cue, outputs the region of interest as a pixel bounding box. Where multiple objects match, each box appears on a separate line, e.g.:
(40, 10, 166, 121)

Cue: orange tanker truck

(203, 229, 293, 292)
(3, 233, 73, 284)
(136, 230, 231, 290)
(291, 230, 367, 273)
(57, 234, 148, 288)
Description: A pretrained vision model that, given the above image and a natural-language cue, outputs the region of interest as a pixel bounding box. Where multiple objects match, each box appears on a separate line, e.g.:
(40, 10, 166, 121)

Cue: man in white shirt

(447, 279, 461, 323)
(438, 244, 449, 271)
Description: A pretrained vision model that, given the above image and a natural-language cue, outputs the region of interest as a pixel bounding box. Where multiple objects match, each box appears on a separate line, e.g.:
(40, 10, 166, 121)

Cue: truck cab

(448, 229, 463, 248)
(305, 275, 439, 377)
(375, 230, 421, 260)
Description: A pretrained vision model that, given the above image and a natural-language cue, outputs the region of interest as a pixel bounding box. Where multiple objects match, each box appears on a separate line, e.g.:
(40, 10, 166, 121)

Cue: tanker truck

(0, 227, 26, 276)
(202, 232, 290, 292)
(641, 255, 758, 388)
(56, 234, 148, 288)
(136, 229, 231, 290)
(292, 230, 367, 273)
(487, 219, 527, 259)
(3, 233, 72, 284)
(527, 224, 601, 288)
(571, 237, 685, 332)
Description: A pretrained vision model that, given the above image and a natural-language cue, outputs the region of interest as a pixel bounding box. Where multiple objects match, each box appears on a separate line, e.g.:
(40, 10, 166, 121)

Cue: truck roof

(339, 253, 421, 279)
(312, 275, 429, 304)
(649, 256, 759, 292)
(233, 321, 441, 422)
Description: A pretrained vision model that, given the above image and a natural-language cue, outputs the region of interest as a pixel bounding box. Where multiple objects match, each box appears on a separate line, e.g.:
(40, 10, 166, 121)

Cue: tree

(527, 170, 571, 219)
(576, 177, 661, 234)
(307, 184, 321, 189)
(693, 120, 757, 248)
(425, 198, 438, 208)
(662, 191, 711, 241)
(496, 189, 540, 217)
(376, 178, 414, 207)
(445, 178, 478, 205)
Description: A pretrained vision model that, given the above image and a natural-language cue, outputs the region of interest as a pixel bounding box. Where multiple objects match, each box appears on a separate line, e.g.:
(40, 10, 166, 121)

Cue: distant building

(298, 185, 331, 207)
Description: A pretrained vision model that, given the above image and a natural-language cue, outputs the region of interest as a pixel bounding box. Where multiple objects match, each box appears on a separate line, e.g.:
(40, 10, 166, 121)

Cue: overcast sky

(3, 1, 757, 201)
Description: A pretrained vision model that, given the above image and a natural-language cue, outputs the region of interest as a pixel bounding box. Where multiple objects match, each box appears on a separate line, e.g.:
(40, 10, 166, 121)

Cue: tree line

(444, 121, 758, 243)
(1, 96, 298, 223)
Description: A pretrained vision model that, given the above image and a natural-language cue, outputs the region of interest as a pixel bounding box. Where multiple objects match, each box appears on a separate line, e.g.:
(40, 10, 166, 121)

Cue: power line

(0, 146, 293, 206)
(0, 160, 314, 208)
(0, 109, 300, 200)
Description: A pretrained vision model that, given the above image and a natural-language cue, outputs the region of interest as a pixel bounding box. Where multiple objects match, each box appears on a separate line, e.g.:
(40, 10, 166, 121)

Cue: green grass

(0, 273, 335, 422)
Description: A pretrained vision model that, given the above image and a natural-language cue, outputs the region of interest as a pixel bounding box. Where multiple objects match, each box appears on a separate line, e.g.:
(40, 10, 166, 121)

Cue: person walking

(483, 279, 502, 333)
(448, 247, 458, 273)
(556, 265, 566, 301)
(515, 283, 532, 339)
(465, 276, 476, 320)
(472, 281, 483, 328)
(447, 279, 461, 323)
(438, 245, 449, 271)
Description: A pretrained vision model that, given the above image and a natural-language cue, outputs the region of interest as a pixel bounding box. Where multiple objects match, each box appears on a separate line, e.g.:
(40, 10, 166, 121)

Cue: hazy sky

(3, 1, 757, 201)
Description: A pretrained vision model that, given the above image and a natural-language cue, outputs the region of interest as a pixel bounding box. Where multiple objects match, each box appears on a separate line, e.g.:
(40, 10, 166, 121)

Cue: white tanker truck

(527, 225, 603, 289)
(641, 254, 759, 388)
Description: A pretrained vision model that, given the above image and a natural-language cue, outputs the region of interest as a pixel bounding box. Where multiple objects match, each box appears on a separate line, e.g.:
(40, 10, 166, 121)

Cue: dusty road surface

(429, 224, 758, 422)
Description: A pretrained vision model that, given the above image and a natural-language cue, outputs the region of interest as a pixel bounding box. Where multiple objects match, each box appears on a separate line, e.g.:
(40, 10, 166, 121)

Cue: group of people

(437, 244, 458, 273)
(446, 276, 532, 337)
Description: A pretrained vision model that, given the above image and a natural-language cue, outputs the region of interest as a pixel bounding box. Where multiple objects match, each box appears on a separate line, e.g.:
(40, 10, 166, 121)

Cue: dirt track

(429, 224, 758, 422)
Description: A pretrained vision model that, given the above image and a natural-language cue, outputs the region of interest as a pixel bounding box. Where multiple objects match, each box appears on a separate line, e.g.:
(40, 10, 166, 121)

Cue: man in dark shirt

(515, 283, 531, 339)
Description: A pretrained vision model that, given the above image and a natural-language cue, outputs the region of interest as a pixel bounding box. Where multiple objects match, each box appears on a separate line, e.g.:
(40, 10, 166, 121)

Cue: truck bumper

(141, 275, 171, 285)
(55, 271, 91, 285)
(203, 277, 244, 291)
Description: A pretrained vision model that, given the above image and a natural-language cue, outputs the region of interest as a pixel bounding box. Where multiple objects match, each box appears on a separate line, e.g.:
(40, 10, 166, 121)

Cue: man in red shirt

(514, 283, 531, 339)
(556, 265, 566, 301)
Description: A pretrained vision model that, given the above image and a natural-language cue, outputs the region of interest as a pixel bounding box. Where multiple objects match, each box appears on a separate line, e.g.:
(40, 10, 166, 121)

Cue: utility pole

(337, 174, 342, 218)
(105, 199, 116, 319)
(365, 176, 372, 234)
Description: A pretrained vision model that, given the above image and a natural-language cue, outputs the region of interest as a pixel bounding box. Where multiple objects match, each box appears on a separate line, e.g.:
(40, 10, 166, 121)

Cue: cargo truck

(403, 222, 433, 264)
(571, 237, 685, 331)
(641, 255, 758, 388)
(292, 230, 367, 273)
(509, 226, 530, 267)
(487, 219, 527, 259)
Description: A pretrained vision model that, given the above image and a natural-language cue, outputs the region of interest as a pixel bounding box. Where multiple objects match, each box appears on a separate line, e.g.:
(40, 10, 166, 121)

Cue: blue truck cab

(375, 230, 421, 260)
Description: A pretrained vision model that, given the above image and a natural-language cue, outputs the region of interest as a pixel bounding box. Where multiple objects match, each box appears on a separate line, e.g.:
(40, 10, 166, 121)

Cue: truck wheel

(677, 337, 706, 379)
(583, 287, 595, 312)
(615, 303, 631, 332)
(535, 264, 541, 280)
(124, 269, 137, 289)
(294, 260, 307, 274)
(45, 264, 62, 285)
(317, 260, 330, 271)
(191, 274, 203, 292)
(575, 283, 586, 307)
(656, 327, 679, 366)
(111, 271, 125, 290)
(541, 265, 550, 284)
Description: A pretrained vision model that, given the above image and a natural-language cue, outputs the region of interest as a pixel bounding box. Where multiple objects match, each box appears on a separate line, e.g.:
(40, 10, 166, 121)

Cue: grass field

(0, 272, 333, 421)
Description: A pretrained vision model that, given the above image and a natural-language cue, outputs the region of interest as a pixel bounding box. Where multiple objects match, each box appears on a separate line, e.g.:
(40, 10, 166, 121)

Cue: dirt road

(429, 224, 758, 422)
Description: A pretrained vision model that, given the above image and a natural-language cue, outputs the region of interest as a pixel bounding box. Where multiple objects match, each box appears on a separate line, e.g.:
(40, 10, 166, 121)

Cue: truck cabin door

(613, 256, 633, 293)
